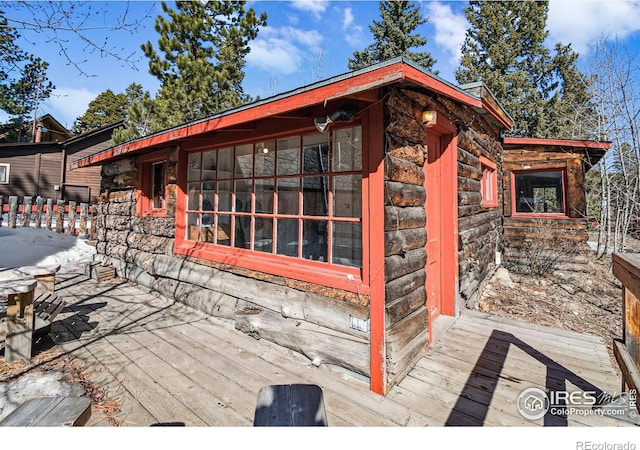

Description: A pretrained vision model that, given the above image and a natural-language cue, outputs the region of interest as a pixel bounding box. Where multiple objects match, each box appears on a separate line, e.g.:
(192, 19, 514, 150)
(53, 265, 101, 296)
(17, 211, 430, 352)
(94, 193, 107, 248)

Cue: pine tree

(74, 89, 129, 133)
(111, 85, 159, 145)
(347, 1, 436, 72)
(1, 56, 54, 142)
(0, 11, 25, 89)
(142, 1, 267, 128)
(456, 0, 593, 139)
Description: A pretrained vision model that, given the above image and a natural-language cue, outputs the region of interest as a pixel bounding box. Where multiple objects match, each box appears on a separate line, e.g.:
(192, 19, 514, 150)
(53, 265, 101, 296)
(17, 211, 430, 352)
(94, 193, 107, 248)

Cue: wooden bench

(253, 384, 328, 426)
(1, 264, 61, 297)
(0, 396, 91, 427)
(1, 278, 37, 362)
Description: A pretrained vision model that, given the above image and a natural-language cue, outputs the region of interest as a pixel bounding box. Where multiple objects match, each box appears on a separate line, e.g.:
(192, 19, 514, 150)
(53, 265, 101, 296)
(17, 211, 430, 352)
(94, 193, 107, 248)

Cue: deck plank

(38, 272, 630, 428)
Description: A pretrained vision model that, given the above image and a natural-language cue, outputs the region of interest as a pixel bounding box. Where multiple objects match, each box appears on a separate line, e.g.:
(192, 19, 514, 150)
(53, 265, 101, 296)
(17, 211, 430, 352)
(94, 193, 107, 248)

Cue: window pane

(218, 181, 232, 212)
(188, 153, 201, 181)
(303, 133, 329, 174)
(217, 215, 232, 246)
(276, 218, 299, 257)
(277, 178, 299, 215)
(235, 215, 250, 249)
(333, 175, 362, 218)
(332, 222, 362, 268)
(152, 161, 165, 209)
(235, 143, 253, 178)
(202, 183, 215, 226)
(515, 171, 564, 213)
(202, 151, 217, 180)
(254, 217, 273, 253)
(302, 220, 328, 262)
(255, 141, 275, 177)
(187, 183, 200, 210)
(235, 180, 252, 213)
(186, 213, 199, 240)
(217, 147, 233, 178)
(277, 137, 300, 175)
(303, 176, 329, 216)
(333, 126, 362, 171)
(255, 179, 274, 213)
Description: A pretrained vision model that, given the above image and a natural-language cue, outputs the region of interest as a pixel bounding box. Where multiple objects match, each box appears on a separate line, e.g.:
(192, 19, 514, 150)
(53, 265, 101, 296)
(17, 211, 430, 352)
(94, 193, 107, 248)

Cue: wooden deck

(27, 272, 633, 427)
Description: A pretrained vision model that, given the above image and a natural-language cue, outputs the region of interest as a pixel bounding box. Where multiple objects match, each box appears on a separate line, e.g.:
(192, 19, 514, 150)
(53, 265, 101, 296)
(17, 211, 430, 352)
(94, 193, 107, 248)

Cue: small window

(480, 156, 497, 208)
(0, 163, 9, 184)
(136, 152, 169, 217)
(513, 170, 565, 214)
(151, 161, 166, 209)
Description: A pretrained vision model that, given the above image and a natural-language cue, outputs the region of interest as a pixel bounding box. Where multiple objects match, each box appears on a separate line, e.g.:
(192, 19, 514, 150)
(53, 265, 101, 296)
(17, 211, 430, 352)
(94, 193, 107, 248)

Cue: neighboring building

(0, 119, 124, 203)
(71, 58, 610, 395)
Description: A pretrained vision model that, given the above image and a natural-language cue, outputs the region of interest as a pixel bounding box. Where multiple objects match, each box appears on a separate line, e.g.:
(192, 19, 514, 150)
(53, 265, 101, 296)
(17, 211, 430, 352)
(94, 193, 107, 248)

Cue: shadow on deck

(5, 272, 634, 427)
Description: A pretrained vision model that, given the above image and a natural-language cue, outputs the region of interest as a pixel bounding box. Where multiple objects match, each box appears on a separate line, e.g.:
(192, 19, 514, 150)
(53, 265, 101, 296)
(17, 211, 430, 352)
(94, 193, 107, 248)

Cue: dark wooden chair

(253, 384, 328, 426)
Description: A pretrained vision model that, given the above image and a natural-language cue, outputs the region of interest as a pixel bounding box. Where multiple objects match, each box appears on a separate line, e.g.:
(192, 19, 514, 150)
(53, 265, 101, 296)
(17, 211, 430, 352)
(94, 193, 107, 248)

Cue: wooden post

(34, 196, 44, 228)
(21, 196, 32, 228)
(55, 200, 65, 233)
(0, 195, 3, 227)
(67, 201, 77, 235)
(45, 198, 54, 230)
(90, 204, 97, 238)
(2, 278, 37, 362)
(78, 203, 88, 238)
(8, 195, 18, 228)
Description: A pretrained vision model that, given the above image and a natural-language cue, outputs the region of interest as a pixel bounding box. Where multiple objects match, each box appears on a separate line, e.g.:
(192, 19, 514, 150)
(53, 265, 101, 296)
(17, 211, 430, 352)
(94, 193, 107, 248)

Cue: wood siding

(65, 127, 118, 203)
(0, 145, 62, 200)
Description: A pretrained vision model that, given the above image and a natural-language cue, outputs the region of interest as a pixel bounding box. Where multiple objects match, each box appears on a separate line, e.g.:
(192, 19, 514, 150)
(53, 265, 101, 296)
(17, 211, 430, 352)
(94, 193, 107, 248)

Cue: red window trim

(174, 126, 370, 295)
(136, 149, 170, 218)
(479, 155, 498, 208)
(510, 167, 569, 218)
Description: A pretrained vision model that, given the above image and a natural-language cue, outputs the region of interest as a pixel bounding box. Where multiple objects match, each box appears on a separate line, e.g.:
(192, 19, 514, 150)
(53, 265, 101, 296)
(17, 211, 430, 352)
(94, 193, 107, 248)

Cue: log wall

(94, 147, 372, 378)
(383, 88, 429, 387)
(502, 149, 590, 272)
(456, 127, 504, 306)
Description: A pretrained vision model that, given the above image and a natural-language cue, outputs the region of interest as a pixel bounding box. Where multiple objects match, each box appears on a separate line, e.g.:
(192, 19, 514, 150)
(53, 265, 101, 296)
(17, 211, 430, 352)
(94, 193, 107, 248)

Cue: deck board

(23, 272, 632, 427)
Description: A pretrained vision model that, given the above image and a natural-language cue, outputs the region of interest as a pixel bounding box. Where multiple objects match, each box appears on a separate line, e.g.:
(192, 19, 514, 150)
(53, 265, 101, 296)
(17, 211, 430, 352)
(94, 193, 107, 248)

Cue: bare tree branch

(1, 1, 153, 77)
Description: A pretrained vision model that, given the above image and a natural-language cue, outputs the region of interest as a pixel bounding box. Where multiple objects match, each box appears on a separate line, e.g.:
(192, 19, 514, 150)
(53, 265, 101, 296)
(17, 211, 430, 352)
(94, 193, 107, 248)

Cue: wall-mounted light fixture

(421, 110, 438, 126)
(314, 105, 357, 133)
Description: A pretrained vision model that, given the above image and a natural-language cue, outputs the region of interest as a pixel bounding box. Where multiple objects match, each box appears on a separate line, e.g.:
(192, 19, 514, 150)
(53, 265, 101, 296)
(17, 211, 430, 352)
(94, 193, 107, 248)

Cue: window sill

(173, 239, 367, 295)
(138, 210, 168, 218)
(511, 213, 570, 219)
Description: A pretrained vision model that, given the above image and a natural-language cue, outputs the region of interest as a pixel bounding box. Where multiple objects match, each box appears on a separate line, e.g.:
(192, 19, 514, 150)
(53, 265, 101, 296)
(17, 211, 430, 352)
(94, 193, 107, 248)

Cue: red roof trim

(73, 60, 513, 169)
(503, 137, 612, 150)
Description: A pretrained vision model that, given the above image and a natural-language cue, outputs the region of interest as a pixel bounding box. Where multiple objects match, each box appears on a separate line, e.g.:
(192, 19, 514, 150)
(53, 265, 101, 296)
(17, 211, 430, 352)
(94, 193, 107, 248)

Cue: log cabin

(71, 57, 610, 395)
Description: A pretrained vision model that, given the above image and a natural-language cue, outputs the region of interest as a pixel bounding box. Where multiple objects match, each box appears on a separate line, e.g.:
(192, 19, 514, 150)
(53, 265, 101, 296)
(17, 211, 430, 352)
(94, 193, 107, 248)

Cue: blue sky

(3, 0, 640, 129)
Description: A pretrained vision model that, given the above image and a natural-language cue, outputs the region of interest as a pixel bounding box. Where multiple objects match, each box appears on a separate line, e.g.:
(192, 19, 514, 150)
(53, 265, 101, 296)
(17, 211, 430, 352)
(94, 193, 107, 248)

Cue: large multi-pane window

(185, 126, 363, 268)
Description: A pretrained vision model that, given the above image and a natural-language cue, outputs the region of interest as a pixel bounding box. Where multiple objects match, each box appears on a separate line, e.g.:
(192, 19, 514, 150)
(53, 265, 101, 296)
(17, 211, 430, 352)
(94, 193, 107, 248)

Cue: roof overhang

(72, 57, 513, 169)
(503, 137, 612, 167)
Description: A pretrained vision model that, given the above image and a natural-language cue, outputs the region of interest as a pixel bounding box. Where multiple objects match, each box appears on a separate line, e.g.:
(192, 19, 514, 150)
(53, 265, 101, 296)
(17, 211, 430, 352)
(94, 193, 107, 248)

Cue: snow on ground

(0, 227, 96, 272)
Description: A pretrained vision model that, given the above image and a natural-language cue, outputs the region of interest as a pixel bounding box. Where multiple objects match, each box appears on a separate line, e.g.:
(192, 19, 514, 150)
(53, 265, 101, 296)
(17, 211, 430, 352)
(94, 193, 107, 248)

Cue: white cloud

(342, 7, 365, 48)
(425, 2, 468, 66)
(44, 87, 98, 128)
(548, 0, 640, 54)
(290, 0, 329, 19)
(247, 26, 324, 75)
